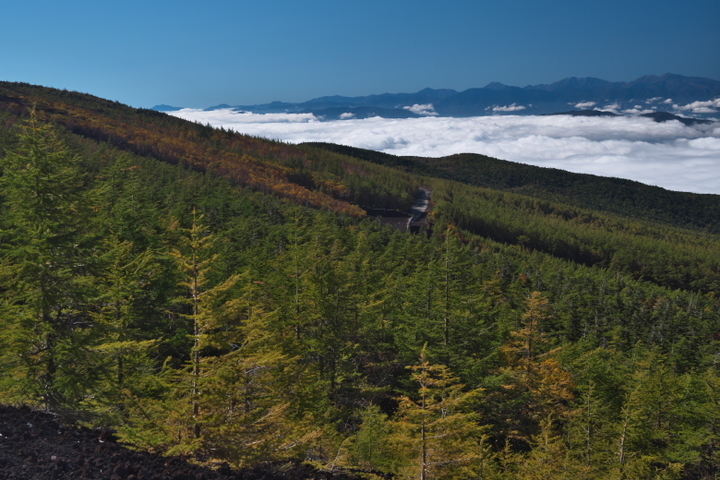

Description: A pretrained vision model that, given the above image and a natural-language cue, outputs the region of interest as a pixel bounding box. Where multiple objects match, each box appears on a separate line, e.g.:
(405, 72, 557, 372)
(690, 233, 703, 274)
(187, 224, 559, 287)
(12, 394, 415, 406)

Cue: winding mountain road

(407, 187, 432, 231)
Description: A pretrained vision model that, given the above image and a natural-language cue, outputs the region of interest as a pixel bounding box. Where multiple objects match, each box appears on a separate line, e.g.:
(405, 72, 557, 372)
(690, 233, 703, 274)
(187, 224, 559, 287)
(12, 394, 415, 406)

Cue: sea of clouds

(168, 109, 720, 195)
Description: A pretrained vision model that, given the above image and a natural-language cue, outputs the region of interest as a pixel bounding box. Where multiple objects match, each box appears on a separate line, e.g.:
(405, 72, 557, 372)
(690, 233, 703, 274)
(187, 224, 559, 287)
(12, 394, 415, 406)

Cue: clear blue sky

(3, 0, 719, 108)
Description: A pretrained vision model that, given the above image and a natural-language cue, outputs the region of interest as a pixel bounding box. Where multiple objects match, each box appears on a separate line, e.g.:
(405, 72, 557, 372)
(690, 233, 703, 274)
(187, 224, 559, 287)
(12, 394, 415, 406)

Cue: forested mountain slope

(303, 142, 720, 233)
(1, 81, 720, 480)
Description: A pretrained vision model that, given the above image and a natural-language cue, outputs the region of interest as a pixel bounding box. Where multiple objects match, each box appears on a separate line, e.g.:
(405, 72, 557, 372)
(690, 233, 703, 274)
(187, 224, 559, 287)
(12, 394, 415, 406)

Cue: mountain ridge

(154, 73, 720, 119)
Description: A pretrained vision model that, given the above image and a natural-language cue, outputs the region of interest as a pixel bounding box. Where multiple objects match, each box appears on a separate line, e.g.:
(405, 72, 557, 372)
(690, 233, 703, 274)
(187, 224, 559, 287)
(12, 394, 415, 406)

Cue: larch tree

(495, 291, 574, 442)
(85, 236, 160, 423)
(0, 112, 96, 409)
(167, 208, 242, 447)
(195, 299, 321, 467)
(392, 347, 489, 480)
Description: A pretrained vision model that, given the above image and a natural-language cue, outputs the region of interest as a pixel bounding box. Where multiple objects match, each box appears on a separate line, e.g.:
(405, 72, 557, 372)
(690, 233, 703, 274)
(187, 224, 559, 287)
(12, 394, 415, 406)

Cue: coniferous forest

(1, 81, 720, 479)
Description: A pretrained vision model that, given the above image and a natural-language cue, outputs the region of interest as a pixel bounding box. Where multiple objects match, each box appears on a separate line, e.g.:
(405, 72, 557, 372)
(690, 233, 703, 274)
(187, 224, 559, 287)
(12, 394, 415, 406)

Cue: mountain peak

(535, 76, 616, 91)
(484, 81, 511, 90)
(151, 104, 183, 112)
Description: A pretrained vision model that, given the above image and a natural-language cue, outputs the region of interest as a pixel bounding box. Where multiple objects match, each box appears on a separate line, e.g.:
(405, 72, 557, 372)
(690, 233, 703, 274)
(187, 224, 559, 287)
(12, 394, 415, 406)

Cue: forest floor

(0, 405, 363, 480)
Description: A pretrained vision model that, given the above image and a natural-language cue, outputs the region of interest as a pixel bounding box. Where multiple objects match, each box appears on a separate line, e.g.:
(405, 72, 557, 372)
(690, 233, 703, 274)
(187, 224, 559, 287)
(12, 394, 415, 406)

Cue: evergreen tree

(349, 404, 401, 473)
(167, 208, 241, 443)
(0, 112, 96, 409)
(392, 347, 487, 480)
(83, 236, 161, 424)
(610, 348, 685, 479)
(492, 291, 574, 442)
(514, 417, 586, 480)
(195, 300, 321, 466)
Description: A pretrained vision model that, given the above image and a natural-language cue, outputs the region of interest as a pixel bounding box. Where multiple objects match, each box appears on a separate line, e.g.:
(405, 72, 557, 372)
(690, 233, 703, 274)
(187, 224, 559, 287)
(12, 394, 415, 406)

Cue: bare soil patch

(0, 406, 361, 480)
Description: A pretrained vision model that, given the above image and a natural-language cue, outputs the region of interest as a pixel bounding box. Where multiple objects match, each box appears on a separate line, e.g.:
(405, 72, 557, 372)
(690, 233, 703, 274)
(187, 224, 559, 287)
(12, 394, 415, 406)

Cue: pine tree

(494, 291, 574, 441)
(0, 112, 96, 409)
(197, 301, 321, 466)
(392, 347, 488, 480)
(167, 208, 242, 445)
(83, 236, 160, 423)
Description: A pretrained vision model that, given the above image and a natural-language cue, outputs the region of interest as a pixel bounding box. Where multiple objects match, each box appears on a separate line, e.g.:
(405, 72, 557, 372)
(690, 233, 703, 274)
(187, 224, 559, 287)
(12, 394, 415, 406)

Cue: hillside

(0, 81, 364, 217)
(302, 142, 720, 233)
(1, 81, 720, 480)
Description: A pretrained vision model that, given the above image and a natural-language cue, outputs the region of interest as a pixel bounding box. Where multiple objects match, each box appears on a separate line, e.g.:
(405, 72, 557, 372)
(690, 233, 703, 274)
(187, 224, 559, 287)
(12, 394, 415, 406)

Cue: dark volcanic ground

(0, 406, 361, 480)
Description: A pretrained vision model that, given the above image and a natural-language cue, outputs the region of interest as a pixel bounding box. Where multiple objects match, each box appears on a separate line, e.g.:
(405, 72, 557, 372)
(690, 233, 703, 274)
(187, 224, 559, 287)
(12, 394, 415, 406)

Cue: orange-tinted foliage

(0, 83, 365, 217)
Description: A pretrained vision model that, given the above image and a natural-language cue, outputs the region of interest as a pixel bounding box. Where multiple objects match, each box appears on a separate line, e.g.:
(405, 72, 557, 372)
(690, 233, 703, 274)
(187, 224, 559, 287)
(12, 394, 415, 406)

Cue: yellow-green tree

(0, 112, 96, 409)
(349, 404, 402, 473)
(194, 300, 321, 466)
(167, 209, 242, 446)
(496, 291, 574, 441)
(83, 236, 160, 424)
(609, 349, 684, 480)
(512, 417, 587, 480)
(392, 347, 490, 480)
(164, 212, 321, 464)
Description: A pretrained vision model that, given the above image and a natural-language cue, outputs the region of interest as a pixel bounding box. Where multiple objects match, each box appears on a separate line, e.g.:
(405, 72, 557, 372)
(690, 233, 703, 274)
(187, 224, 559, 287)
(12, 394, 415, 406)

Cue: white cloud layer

(599, 103, 622, 114)
(674, 98, 720, 114)
(403, 104, 438, 116)
(623, 106, 655, 115)
(574, 101, 596, 109)
(491, 103, 527, 112)
(169, 109, 720, 195)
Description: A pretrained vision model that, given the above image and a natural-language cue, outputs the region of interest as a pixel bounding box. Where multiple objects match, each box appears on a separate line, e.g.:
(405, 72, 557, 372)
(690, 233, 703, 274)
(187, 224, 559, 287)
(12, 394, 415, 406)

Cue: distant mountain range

(153, 73, 720, 120)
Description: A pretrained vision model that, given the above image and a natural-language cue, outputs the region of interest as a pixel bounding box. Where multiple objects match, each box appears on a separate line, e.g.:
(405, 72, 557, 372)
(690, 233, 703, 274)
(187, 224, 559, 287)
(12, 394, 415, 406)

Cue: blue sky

(2, 0, 719, 108)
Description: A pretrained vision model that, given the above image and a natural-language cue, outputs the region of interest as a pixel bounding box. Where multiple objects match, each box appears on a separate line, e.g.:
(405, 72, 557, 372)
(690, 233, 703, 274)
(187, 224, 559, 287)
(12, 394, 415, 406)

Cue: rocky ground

(0, 405, 363, 480)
